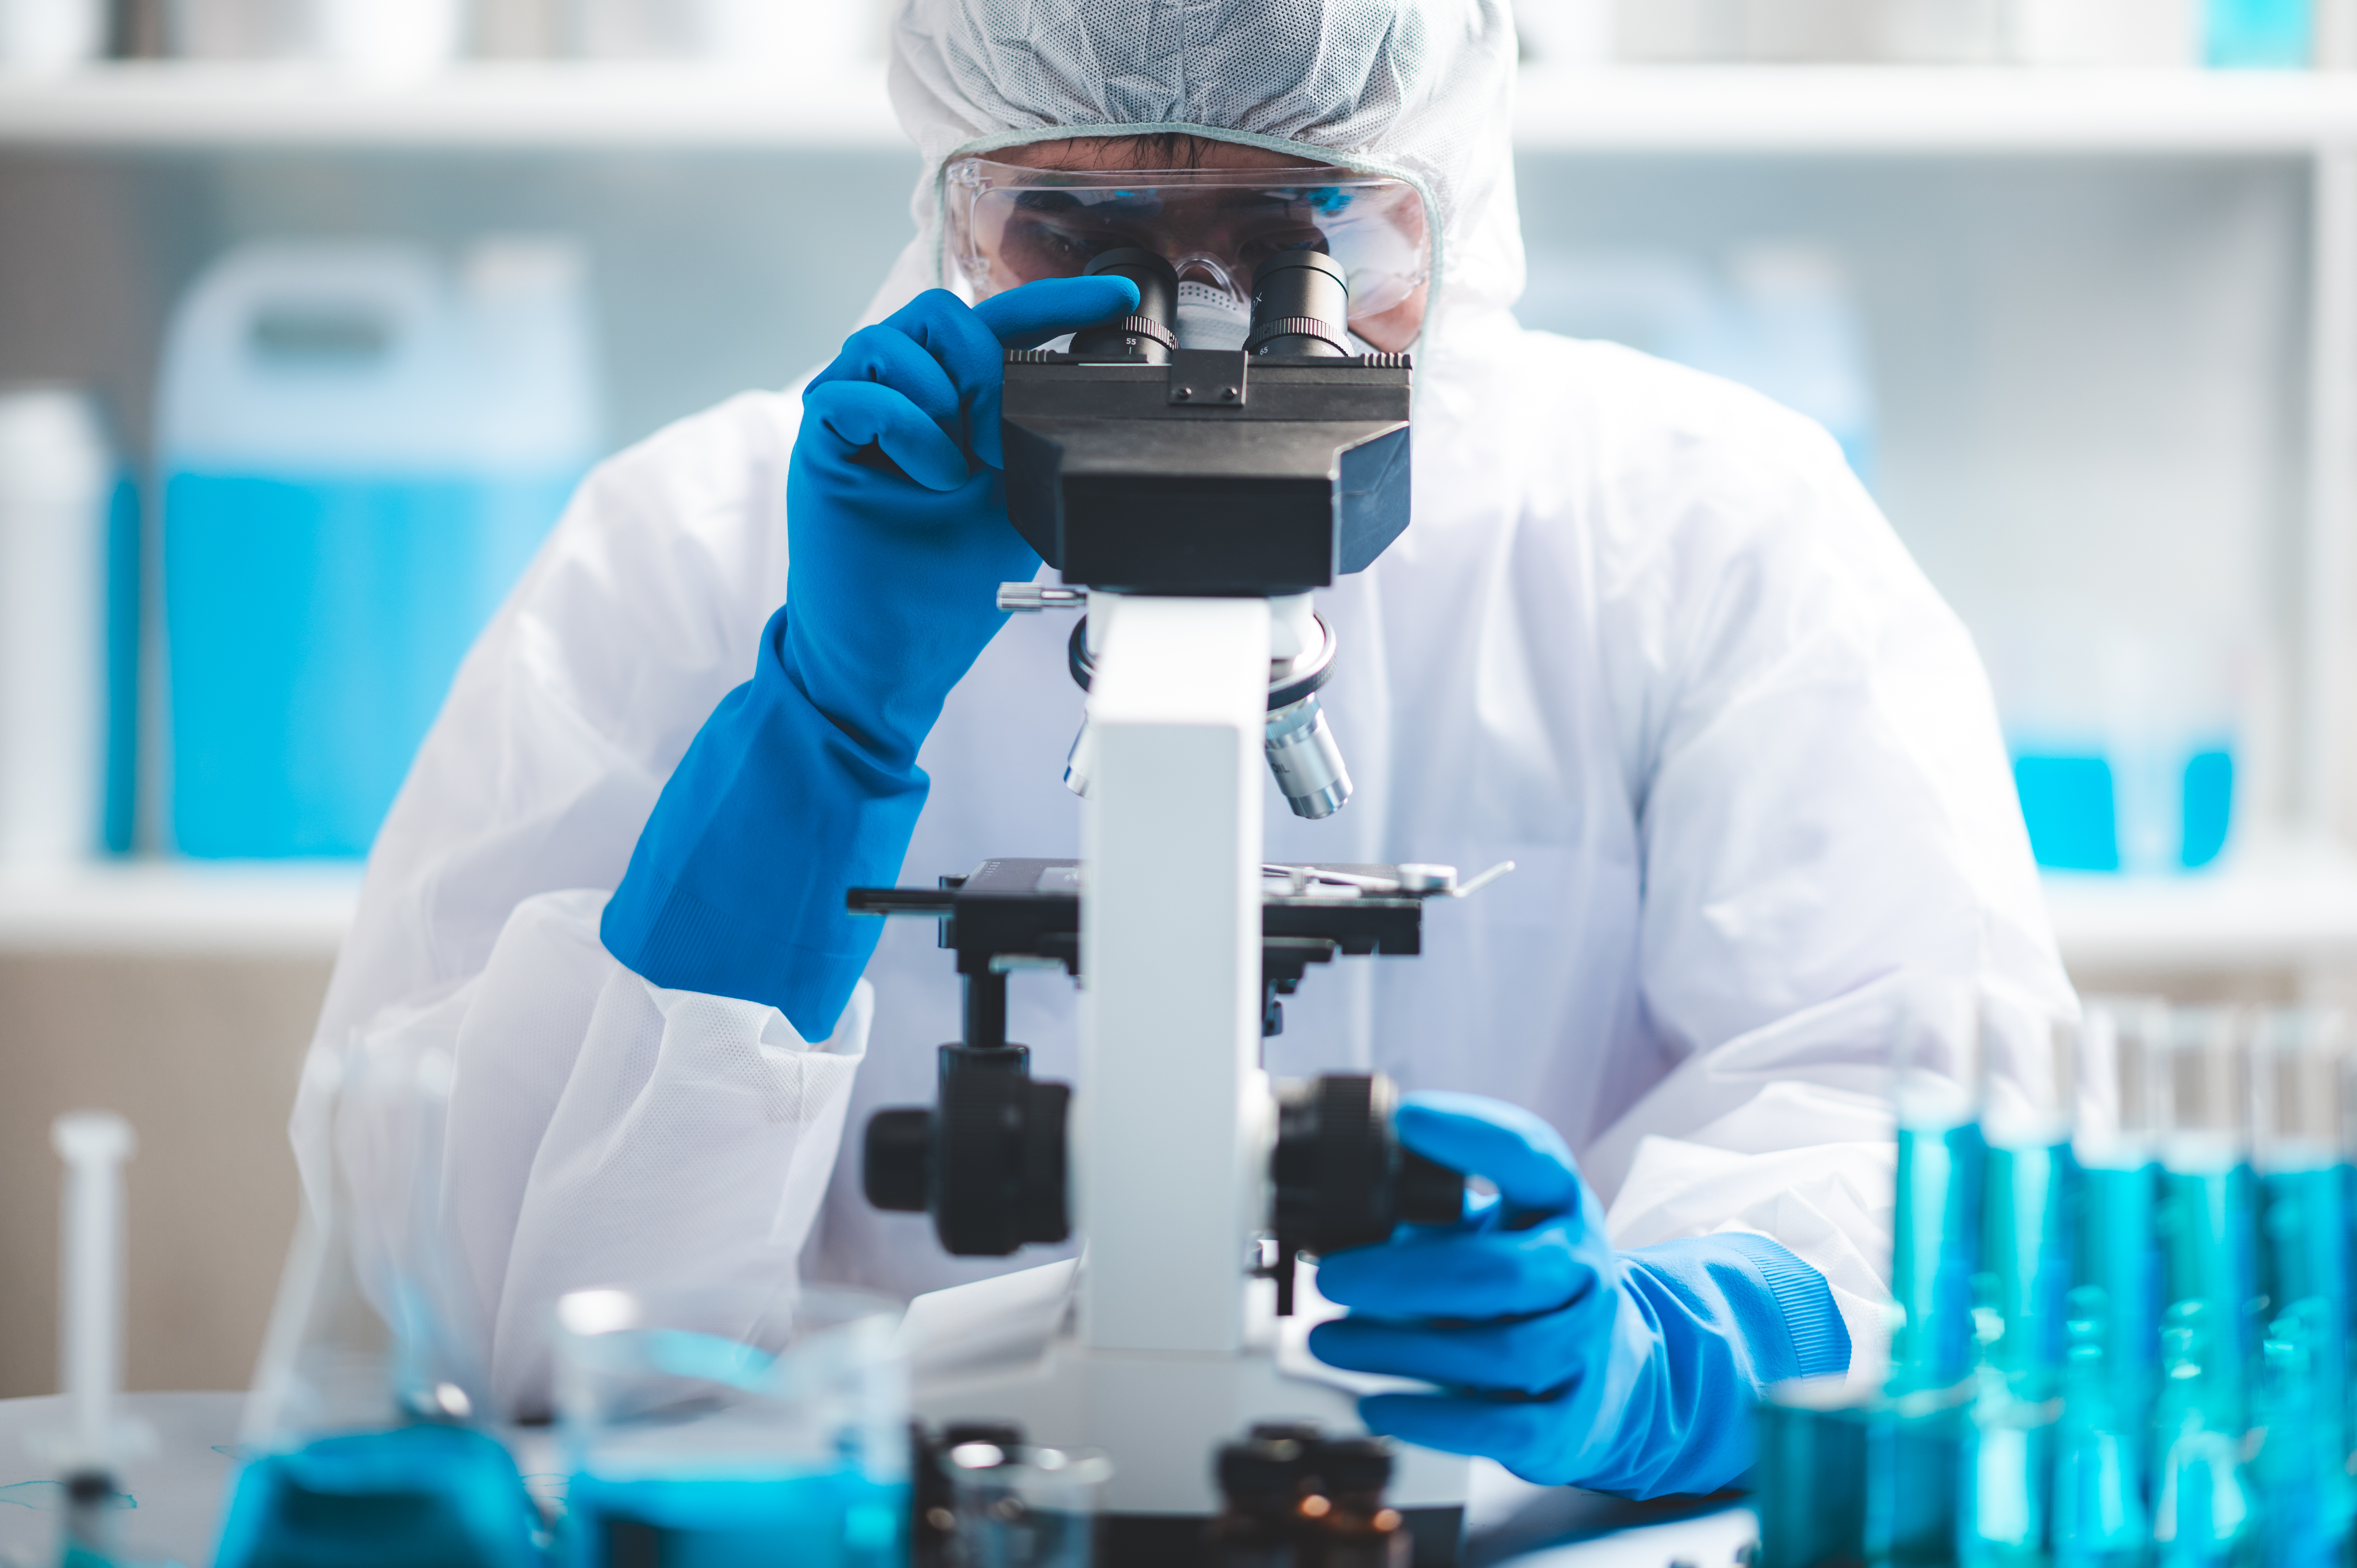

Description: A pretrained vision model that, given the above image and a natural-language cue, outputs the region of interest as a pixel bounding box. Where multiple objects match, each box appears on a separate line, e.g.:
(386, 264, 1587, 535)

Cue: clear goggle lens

(945, 155, 1429, 326)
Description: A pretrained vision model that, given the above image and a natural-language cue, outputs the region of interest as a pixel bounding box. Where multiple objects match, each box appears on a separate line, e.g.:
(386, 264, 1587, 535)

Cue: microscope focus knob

(1271, 1074, 1465, 1257)
(863, 1110, 934, 1214)
(860, 1073, 1072, 1257)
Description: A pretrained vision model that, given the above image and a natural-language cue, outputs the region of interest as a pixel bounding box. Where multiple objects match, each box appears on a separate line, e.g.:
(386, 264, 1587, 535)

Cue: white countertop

(0, 1391, 1744, 1568)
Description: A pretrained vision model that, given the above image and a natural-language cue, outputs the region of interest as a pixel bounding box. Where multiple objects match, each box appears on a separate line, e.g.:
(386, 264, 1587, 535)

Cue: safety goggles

(944, 156, 1429, 328)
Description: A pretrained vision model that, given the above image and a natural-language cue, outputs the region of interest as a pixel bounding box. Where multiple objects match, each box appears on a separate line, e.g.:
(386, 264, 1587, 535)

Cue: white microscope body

(854, 242, 1469, 1551)
(894, 591, 1468, 1524)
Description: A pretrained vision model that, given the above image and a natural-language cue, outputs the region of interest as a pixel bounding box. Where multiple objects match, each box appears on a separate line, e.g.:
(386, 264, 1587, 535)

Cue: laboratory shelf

(0, 860, 361, 956)
(2, 62, 2357, 153)
(2, 852, 2355, 975)
(2039, 858, 2357, 972)
(1513, 64, 2357, 154)
(0, 59, 904, 149)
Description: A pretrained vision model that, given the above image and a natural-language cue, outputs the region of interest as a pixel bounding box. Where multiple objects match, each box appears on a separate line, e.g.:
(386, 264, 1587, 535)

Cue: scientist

(298, 0, 2071, 1501)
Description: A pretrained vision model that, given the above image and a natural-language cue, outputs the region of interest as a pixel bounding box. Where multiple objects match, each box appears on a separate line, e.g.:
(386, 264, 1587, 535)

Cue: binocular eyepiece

(1070, 247, 1354, 365)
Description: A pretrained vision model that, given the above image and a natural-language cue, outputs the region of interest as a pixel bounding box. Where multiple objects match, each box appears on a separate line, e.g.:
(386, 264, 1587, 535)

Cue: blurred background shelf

(0, 59, 902, 147)
(4, 64, 2357, 152)
(4, 857, 2357, 978)
(0, 862, 360, 954)
(2042, 860, 2357, 973)
(1514, 65, 2357, 152)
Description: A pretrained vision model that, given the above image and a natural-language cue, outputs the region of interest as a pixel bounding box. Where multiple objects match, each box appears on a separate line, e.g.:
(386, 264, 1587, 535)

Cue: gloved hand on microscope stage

(600, 276, 1140, 1042)
(1307, 1093, 1854, 1499)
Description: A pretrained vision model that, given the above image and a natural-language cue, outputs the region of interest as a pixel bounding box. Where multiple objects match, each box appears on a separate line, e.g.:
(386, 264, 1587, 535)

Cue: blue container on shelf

(2206, 0, 2311, 68)
(2011, 743, 2235, 874)
(156, 240, 601, 858)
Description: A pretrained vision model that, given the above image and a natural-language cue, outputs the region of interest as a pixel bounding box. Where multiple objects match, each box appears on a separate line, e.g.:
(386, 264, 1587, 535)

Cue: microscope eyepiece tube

(1071, 249, 1181, 365)
(1246, 249, 1352, 358)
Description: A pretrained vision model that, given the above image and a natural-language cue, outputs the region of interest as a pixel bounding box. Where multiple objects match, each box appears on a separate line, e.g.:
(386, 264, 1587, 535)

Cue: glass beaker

(943, 1439, 1109, 1568)
(555, 1285, 908, 1568)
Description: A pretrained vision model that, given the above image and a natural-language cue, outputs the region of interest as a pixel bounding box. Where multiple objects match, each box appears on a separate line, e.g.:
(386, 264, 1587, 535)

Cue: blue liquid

(2156, 1165, 2258, 1434)
(1870, 1394, 1969, 1568)
(1962, 1139, 2076, 1568)
(1893, 1121, 1986, 1394)
(164, 468, 574, 857)
(2010, 752, 2235, 874)
(212, 1424, 542, 1568)
(2253, 1167, 2353, 1568)
(566, 1469, 908, 1568)
(2056, 1310, 2152, 1568)
(2075, 1164, 2163, 1426)
(2206, 0, 2312, 68)
(1756, 1395, 1872, 1568)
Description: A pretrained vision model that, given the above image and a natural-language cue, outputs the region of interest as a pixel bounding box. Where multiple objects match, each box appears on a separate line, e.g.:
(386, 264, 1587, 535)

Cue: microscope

(855, 249, 1492, 1565)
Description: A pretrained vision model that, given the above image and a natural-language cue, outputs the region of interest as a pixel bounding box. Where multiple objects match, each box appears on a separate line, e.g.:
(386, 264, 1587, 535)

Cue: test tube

(1961, 995, 2073, 1568)
(1757, 1377, 1874, 1568)
(1888, 976, 1984, 1395)
(2055, 998, 2163, 1568)
(52, 1110, 136, 1566)
(1872, 977, 1981, 1568)
(53, 1111, 134, 1466)
(2250, 1008, 2352, 1568)
(2151, 1007, 2258, 1568)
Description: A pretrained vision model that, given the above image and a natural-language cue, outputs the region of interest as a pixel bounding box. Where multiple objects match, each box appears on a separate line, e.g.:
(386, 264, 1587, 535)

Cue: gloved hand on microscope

(1309, 1093, 1854, 1499)
(599, 275, 1138, 1042)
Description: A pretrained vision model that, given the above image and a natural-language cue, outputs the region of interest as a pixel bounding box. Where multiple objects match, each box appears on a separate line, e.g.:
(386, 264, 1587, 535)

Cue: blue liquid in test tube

(2249, 1010, 2353, 1568)
(2057, 998, 2168, 1568)
(1873, 984, 1984, 1568)
(2151, 1011, 2259, 1568)
(1962, 998, 2077, 1568)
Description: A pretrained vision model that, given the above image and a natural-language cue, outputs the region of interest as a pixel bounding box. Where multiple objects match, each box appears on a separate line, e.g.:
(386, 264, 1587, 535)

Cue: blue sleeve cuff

(1624, 1231, 1853, 1384)
(601, 605, 926, 1040)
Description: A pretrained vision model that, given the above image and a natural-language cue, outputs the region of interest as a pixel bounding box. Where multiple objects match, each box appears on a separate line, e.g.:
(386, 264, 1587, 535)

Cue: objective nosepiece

(1062, 611, 1354, 819)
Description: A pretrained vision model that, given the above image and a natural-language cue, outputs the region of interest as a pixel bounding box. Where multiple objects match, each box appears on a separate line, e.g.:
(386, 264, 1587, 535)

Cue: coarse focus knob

(860, 1070, 1071, 1256)
(1272, 1074, 1465, 1258)
(863, 1109, 933, 1214)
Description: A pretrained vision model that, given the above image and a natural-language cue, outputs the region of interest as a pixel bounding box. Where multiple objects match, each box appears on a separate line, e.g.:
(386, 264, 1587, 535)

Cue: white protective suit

(296, 0, 2075, 1416)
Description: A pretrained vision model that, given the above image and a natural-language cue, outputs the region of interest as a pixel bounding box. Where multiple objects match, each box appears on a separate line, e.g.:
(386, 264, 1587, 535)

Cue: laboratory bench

(0, 1391, 1756, 1568)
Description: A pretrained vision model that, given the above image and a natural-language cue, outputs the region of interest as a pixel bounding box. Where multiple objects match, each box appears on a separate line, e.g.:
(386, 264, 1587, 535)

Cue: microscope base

(900, 1259, 1470, 1550)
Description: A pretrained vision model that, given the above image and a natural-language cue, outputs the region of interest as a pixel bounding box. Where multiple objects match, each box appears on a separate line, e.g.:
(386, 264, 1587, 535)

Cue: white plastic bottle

(311, 0, 463, 74)
(0, 388, 110, 866)
(0, 0, 105, 71)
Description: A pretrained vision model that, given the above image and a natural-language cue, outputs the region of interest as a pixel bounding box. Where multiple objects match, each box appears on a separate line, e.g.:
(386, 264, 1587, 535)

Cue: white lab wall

(1513, 153, 2310, 838)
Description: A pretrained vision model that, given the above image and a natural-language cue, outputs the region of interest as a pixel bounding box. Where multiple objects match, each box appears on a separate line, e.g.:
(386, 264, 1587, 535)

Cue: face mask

(1173, 279, 1252, 352)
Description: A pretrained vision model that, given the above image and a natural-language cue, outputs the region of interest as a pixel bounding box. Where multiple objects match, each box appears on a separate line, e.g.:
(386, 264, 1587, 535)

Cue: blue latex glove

(601, 278, 1138, 1039)
(1308, 1092, 1853, 1499)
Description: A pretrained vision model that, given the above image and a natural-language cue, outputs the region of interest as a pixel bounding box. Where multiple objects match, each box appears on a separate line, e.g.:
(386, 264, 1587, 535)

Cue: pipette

(51, 1110, 136, 1568)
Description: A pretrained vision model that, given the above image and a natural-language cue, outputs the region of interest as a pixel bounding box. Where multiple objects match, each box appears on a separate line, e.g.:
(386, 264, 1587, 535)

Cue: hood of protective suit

(870, 0, 1525, 348)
